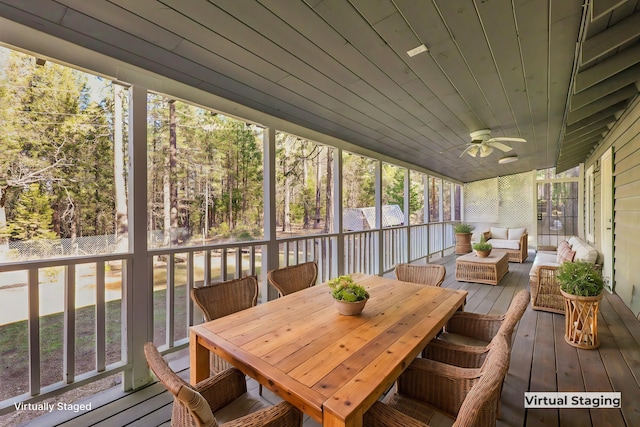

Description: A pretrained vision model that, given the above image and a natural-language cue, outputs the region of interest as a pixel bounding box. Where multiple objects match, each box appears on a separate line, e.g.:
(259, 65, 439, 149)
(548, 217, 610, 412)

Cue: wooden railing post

(123, 85, 152, 390)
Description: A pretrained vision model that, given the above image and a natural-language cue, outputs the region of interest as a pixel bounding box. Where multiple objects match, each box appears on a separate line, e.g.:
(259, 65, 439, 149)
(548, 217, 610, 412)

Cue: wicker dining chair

(190, 276, 259, 373)
(363, 332, 511, 427)
(423, 289, 530, 368)
(143, 343, 302, 427)
(267, 261, 318, 297)
(421, 289, 529, 419)
(394, 263, 446, 287)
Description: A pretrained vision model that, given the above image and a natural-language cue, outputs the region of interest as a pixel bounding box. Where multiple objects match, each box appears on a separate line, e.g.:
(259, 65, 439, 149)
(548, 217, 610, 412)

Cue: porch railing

(0, 254, 132, 411)
(0, 222, 456, 413)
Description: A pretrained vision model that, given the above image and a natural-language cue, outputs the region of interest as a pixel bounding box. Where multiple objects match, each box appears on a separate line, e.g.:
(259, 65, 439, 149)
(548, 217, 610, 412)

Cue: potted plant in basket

(556, 260, 604, 349)
(328, 275, 370, 316)
(454, 223, 474, 254)
(472, 235, 492, 258)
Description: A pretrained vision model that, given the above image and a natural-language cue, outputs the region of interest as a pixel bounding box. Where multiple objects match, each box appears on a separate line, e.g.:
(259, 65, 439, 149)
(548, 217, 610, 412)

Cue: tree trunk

(163, 171, 171, 246)
(114, 85, 128, 252)
(325, 149, 333, 233)
(314, 150, 321, 229)
(0, 187, 8, 254)
(227, 152, 234, 229)
(169, 100, 178, 244)
(283, 142, 291, 232)
(283, 164, 291, 232)
(70, 211, 78, 255)
(303, 144, 310, 229)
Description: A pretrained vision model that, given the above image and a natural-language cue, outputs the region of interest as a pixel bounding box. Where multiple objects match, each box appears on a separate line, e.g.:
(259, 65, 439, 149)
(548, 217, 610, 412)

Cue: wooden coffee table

(455, 251, 509, 286)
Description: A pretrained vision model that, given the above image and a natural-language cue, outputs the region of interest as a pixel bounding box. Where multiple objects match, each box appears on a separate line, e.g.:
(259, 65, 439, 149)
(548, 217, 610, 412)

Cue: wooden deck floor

(22, 251, 640, 427)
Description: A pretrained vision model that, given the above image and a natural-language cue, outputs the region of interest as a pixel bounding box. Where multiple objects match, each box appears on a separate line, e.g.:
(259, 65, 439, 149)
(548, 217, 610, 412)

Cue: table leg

(323, 406, 362, 427)
(189, 330, 209, 385)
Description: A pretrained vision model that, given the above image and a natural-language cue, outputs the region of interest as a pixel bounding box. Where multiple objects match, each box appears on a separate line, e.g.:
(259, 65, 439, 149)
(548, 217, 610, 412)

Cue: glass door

(536, 181, 579, 248)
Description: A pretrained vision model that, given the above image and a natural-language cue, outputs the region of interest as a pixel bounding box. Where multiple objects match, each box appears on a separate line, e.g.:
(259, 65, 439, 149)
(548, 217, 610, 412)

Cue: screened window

(342, 153, 376, 232)
(428, 177, 441, 222)
(0, 47, 124, 260)
(147, 93, 264, 247)
(410, 171, 425, 224)
(454, 184, 462, 220)
(536, 167, 580, 247)
(442, 182, 452, 222)
(382, 163, 405, 228)
(275, 132, 332, 238)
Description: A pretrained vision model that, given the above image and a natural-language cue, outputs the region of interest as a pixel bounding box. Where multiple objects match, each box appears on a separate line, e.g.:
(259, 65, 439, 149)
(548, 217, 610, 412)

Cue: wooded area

(0, 47, 459, 261)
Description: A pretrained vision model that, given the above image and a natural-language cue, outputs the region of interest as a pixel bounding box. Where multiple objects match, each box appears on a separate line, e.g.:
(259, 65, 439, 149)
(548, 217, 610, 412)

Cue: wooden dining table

(189, 273, 468, 427)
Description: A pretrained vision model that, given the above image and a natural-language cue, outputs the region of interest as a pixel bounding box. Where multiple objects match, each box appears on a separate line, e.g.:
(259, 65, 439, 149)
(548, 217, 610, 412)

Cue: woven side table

(455, 251, 509, 286)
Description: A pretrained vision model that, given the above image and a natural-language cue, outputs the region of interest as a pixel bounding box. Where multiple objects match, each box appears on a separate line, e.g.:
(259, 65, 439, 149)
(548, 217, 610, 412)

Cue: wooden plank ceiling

(0, 0, 638, 182)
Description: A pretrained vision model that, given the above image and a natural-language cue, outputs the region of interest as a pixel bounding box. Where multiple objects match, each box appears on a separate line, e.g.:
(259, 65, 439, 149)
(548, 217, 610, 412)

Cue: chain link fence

(6, 235, 118, 260)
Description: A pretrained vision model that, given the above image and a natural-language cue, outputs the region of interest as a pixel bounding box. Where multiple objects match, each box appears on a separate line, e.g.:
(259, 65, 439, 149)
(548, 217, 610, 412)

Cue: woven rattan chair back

(144, 342, 217, 427)
(453, 332, 510, 427)
(190, 276, 259, 373)
(363, 333, 511, 427)
(267, 261, 318, 297)
(395, 263, 446, 287)
(144, 342, 302, 427)
(191, 276, 259, 322)
(441, 288, 530, 346)
(495, 289, 530, 343)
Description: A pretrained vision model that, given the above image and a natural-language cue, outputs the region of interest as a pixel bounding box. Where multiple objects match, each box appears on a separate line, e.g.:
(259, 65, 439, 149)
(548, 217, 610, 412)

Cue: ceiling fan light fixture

(466, 145, 480, 157)
(498, 155, 518, 164)
(480, 145, 494, 157)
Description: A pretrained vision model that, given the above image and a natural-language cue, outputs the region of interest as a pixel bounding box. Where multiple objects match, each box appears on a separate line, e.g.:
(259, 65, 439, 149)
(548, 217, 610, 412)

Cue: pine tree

(3, 184, 57, 241)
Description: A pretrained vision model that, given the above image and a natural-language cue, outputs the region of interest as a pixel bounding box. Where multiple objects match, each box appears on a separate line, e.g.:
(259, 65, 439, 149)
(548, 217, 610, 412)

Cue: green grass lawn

(0, 286, 190, 403)
(0, 253, 268, 404)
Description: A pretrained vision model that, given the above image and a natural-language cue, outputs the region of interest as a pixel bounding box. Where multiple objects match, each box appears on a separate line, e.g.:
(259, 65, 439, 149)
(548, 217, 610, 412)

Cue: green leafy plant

(454, 223, 474, 234)
(472, 235, 492, 251)
(327, 275, 370, 302)
(556, 260, 604, 297)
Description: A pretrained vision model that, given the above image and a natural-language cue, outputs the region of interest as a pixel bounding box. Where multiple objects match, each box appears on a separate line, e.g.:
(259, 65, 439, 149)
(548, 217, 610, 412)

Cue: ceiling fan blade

(490, 137, 526, 143)
(487, 141, 513, 152)
(479, 145, 494, 157)
(459, 145, 473, 157)
(439, 144, 466, 154)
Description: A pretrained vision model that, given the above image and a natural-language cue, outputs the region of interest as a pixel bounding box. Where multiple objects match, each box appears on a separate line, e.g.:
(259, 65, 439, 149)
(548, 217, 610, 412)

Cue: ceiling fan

(460, 129, 526, 158)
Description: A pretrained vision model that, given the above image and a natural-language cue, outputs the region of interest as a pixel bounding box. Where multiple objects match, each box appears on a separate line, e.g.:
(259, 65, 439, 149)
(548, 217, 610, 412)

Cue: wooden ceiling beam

(591, 0, 628, 22)
(567, 85, 636, 124)
(563, 127, 609, 145)
(570, 62, 640, 110)
(575, 43, 640, 92)
(565, 102, 625, 133)
(582, 10, 640, 65)
(557, 137, 602, 171)
(560, 135, 601, 152)
(564, 116, 616, 141)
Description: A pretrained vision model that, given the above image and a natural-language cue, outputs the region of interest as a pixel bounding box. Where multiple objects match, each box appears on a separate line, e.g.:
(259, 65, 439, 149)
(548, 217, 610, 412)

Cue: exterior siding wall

(586, 98, 640, 317)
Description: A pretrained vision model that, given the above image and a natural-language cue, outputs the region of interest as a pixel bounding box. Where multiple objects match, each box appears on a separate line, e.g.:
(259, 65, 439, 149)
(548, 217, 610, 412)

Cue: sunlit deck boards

(25, 251, 640, 427)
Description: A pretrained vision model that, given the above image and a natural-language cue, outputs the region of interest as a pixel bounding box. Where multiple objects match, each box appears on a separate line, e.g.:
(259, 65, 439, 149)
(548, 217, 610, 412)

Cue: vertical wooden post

(28, 268, 40, 395)
(64, 265, 76, 383)
(404, 168, 410, 263)
(375, 160, 383, 275)
(263, 128, 279, 301)
(123, 84, 152, 390)
(334, 148, 344, 277)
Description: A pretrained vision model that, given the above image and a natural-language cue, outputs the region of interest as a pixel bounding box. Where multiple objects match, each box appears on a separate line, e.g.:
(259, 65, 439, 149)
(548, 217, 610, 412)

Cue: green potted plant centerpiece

(454, 223, 475, 254)
(556, 260, 604, 349)
(328, 275, 370, 315)
(472, 235, 492, 258)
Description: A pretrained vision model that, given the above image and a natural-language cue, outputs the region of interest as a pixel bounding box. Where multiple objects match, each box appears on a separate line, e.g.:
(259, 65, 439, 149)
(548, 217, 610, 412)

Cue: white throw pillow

(508, 227, 527, 240)
(490, 227, 508, 240)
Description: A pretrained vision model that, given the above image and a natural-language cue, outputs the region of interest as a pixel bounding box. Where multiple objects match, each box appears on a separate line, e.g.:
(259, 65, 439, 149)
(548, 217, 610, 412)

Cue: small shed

(343, 205, 405, 231)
